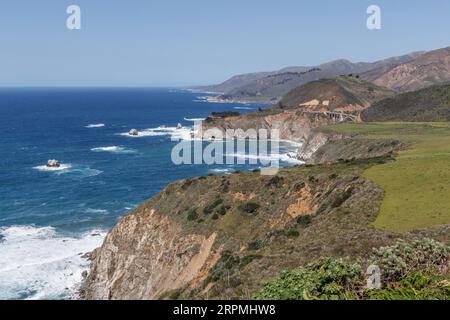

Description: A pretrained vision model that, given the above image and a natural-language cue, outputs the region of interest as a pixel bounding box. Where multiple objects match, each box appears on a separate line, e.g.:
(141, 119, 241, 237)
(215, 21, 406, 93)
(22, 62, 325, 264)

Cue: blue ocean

(0, 88, 300, 299)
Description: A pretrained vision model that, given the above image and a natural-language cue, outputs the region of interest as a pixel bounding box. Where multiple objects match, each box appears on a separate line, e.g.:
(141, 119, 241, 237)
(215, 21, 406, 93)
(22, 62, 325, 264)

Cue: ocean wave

(33, 164, 102, 178)
(69, 167, 103, 178)
(234, 106, 255, 110)
(183, 117, 205, 122)
(225, 152, 303, 165)
(33, 164, 72, 172)
(83, 208, 109, 214)
(91, 146, 136, 154)
(209, 168, 234, 174)
(85, 123, 105, 128)
(119, 126, 199, 141)
(0, 225, 106, 300)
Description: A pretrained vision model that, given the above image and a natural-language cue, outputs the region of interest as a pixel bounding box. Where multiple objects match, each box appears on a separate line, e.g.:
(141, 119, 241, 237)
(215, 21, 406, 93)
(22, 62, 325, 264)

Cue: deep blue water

(0, 88, 298, 299)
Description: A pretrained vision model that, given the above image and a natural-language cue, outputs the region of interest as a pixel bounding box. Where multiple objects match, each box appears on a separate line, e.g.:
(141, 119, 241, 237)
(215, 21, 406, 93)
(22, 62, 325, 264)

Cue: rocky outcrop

(46, 159, 61, 168)
(204, 109, 339, 144)
(306, 138, 405, 165)
(297, 131, 338, 161)
(82, 208, 218, 300)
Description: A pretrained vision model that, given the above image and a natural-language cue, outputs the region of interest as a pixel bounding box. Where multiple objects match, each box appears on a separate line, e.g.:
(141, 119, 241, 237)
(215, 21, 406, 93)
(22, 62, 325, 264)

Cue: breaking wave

(85, 123, 105, 128)
(0, 225, 106, 300)
(91, 146, 136, 154)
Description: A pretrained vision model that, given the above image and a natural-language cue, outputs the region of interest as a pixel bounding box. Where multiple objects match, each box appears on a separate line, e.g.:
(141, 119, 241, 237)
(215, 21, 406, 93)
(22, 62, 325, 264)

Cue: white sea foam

(33, 164, 72, 172)
(91, 146, 136, 154)
(209, 168, 233, 174)
(183, 117, 205, 122)
(119, 126, 198, 141)
(69, 167, 103, 178)
(234, 106, 255, 110)
(0, 225, 106, 300)
(33, 164, 102, 178)
(83, 208, 108, 214)
(85, 123, 105, 128)
(225, 151, 303, 165)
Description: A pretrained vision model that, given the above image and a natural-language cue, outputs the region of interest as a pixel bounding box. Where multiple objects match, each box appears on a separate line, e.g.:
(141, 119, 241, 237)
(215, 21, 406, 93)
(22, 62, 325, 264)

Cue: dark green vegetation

(210, 111, 240, 118)
(362, 84, 450, 122)
(253, 239, 449, 300)
(204, 111, 241, 124)
(278, 76, 394, 110)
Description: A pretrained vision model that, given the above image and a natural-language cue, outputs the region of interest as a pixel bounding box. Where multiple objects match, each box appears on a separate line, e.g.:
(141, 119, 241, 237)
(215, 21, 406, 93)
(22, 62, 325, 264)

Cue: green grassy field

(326, 122, 450, 232)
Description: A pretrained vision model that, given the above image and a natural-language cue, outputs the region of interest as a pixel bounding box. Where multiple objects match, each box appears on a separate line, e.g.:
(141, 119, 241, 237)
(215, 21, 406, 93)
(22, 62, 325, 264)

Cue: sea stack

(129, 129, 138, 136)
(176, 123, 182, 129)
(46, 159, 61, 168)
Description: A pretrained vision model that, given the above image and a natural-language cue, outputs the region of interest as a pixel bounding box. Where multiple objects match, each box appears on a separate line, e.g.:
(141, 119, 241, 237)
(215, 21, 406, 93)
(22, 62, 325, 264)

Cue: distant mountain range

(361, 47, 450, 93)
(196, 46, 450, 103)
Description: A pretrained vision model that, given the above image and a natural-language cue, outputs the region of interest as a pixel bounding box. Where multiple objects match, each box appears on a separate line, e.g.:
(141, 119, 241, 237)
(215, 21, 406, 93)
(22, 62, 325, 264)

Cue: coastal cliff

(82, 153, 448, 299)
(203, 109, 337, 143)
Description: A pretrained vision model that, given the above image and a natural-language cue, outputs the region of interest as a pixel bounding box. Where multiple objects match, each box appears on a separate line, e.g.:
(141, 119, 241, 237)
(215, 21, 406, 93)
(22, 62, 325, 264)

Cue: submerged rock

(46, 159, 61, 168)
(129, 129, 138, 136)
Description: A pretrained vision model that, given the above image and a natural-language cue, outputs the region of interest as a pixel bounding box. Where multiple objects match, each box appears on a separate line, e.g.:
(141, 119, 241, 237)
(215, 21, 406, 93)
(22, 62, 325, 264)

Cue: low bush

(203, 198, 223, 215)
(206, 251, 240, 283)
(238, 201, 261, 215)
(253, 258, 362, 300)
(187, 208, 198, 221)
(369, 238, 450, 282)
(216, 204, 230, 216)
(253, 239, 450, 300)
(248, 239, 264, 251)
(297, 215, 312, 227)
(365, 270, 450, 300)
(284, 228, 300, 238)
(330, 189, 353, 208)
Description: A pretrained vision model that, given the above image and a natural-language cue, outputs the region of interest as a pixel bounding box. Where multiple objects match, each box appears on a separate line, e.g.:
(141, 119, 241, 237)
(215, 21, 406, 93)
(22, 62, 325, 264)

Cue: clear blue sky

(1, 0, 449, 87)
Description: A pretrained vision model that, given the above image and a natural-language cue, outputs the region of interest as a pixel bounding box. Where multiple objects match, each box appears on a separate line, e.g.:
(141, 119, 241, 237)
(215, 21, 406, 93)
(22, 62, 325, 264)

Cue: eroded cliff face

(305, 139, 405, 165)
(82, 161, 449, 300)
(82, 208, 218, 300)
(203, 109, 337, 143)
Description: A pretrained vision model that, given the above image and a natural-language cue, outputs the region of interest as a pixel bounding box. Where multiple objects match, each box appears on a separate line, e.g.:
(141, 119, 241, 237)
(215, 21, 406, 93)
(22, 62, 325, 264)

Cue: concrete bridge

(302, 110, 361, 123)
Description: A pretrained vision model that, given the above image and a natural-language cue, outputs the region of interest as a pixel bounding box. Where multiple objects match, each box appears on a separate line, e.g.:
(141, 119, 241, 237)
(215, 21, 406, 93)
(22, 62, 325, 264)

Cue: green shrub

(248, 239, 264, 251)
(330, 189, 353, 208)
(292, 181, 305, 192)
(187, 208, 198, 221)
(252, 239, 450, 300)
(240, 254, 263, 268)
(284, 228, 300, 238)
(365, 270, 450, 300)
(297, 215, 312, 226)
(253, 258, 362, 300)
(206, 251, 240, 283)
(238, 201, 261, 215)
(265, 176, 283, 187)
(369, 238, 450, 282)
(216, 204, 230, 216)
(211, 213, 219, 220)
(203, 198, 223, 215)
